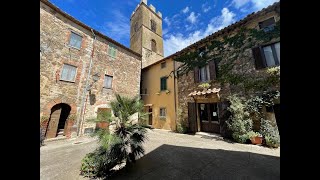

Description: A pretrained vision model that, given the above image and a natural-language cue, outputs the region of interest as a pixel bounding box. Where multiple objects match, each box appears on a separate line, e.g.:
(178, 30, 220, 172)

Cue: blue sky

(49, 0, 279, 57)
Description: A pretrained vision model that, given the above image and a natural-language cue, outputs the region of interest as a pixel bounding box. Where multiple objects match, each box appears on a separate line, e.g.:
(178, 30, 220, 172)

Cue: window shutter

(188, 102, 197, 133)
(208, 60, 216, 81)
(194, 67, 199, 83)
(252, 46, 266, 70)
(112, 47, 116, 58)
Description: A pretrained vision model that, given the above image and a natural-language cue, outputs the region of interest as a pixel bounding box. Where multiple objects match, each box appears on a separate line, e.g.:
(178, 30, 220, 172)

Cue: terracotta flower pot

(250, 136, 263, 145)
(96, 122, 109, 130)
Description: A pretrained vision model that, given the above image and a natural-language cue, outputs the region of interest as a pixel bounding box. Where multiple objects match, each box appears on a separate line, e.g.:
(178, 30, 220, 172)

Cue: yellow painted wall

(141, 58, 176, 131)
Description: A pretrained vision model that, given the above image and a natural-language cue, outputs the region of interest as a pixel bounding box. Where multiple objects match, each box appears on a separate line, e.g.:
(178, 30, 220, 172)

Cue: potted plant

(165, 89, 170, 94)
(87, 111, 113, 131)
(198, 82, 211, 91)
(247, 131, 263, 145)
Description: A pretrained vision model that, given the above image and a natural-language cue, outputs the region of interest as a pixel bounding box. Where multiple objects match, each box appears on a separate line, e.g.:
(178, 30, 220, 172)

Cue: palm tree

(81, 94, 149, 178)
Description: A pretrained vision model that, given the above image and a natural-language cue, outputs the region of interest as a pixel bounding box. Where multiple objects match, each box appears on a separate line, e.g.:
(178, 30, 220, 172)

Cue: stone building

(40, 0, 141, 139)
(137, 1, 280, 134)
(173, 2, 280, 136)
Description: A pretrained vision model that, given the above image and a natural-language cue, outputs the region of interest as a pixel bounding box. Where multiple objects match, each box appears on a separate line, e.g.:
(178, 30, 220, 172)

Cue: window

(159, 108, 166, 118)
(161, 62, 166, 69)
(160, 77, 167, 91)
(252, 42, 280, 69)
(198, 47, 206, 57)
(108, 44, 117, 58)
(151, 39, 157, 52)
(259, 17, 276, 32)
(60, 64, 77, 82)
(134, 22, 139, 32)
(104, 75, 113, 89)
(69, 32, 82, 49)
(199, 65, 210, 82)
(151, 19, 156, 32)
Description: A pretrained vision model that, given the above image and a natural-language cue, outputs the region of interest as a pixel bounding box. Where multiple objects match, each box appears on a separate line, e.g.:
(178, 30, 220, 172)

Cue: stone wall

(176, 4, 280, 129)
(40, 0, 141, 137)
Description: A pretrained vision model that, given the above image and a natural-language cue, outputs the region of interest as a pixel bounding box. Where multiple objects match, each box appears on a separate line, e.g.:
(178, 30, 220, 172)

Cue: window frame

(253, 41, 280, 70)
(160, 76, 167, 91)
(68, 31, 83, 50)
(199, 64, 210, 82)
(103, 75, 113, 89)
(161, 61, 166, 69)
(159, 107, 166, 119)
(60, 64, 77, 83)
(258, 17, 276, 32)
(150, 19, 156, 32)
(108, 43, 117, 58)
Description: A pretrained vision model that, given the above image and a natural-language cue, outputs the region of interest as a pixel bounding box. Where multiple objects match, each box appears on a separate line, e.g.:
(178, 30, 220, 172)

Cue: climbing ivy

(174, 20, 280, 93)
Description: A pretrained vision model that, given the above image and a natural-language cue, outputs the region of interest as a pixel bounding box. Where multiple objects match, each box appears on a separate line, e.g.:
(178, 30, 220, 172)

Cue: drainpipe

(76, 29, 96, 136)
(173, 61, 177, 131)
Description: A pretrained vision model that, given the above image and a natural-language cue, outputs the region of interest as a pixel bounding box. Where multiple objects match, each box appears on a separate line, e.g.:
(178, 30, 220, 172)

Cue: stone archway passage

(46, 103, 71, 139)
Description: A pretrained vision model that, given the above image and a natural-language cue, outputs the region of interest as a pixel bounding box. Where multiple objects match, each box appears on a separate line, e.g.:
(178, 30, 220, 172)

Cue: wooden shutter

(208, 60, 216, 81)
(218, 101, 232, 138)
(252, 46, 266, 70)
(188, 102, 197, 133)
(194, 67, 199, 83)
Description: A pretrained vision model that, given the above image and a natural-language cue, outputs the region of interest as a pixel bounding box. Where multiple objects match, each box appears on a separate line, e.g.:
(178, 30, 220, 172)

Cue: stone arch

(44, 98, 77, 116)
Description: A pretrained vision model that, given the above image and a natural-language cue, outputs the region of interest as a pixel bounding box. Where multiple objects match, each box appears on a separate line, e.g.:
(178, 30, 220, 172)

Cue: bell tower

(130, 0, 164, 68)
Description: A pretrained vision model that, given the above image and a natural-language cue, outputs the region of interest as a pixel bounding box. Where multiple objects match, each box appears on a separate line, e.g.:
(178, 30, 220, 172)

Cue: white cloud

(102, 10, 130, 41)
(182, 6, 189, 14)
(164, 17, 171, 26)
(187, 12, 199, 24)
(232, 0, 279, 11)
(164, 8, 236, 57)
(202, 3, 212, 13)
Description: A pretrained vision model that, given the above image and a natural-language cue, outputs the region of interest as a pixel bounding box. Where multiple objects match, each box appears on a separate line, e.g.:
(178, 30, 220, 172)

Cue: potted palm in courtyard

(81, 94, 149, 178)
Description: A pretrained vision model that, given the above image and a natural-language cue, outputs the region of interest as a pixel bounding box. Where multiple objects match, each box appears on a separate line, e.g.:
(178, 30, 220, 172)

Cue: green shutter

(160, 77, 167, 91)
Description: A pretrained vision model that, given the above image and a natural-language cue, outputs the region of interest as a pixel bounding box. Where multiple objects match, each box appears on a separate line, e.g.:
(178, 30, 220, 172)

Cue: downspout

(76, 29, 96, 136)
(173, 60, 177, 131)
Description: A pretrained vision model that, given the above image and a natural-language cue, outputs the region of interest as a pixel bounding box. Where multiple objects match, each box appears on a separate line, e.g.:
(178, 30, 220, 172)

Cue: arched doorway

(45, 103, 71, 139)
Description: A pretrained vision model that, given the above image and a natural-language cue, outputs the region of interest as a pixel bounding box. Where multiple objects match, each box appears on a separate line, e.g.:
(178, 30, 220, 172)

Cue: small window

(104, 75, 113, 89)
(160, 77, 167, 91)
(134, 22, 139, 32)
(199, 65, 210, 82)
(69, 32, 82, 49)
(151, 19, 156, 32)
(60, 64, 77, 82)
(108, 44, 117, 58)
(252, 42, 280, 69)
(161, 62, 166, 69)
(159, 108, 166, 118)
(151, 39, 157, 52)
(259, 17, 276, 32)
(198, 47, 206, 57)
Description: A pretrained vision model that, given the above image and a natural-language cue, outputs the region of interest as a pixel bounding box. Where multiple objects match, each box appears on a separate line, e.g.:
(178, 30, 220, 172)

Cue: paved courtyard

(40, 129, 280, 180)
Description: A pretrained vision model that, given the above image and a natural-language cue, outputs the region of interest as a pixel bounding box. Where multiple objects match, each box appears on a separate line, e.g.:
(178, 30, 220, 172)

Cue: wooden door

(46, 106, 62, 139)
(188, 102, 197, 133)
(148, 108, 152, 125)
(199, 103, 220, 133)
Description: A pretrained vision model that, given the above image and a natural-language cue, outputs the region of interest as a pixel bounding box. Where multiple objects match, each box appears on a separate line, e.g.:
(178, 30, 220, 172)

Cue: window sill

(159, 117, 166, 120)
(59, 79, 76, 83)
(67, 45, 81, 51)
(103, 87, 113, 90)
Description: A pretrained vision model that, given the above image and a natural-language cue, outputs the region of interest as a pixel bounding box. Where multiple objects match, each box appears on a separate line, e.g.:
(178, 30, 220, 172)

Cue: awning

(188, 88, 221, 98)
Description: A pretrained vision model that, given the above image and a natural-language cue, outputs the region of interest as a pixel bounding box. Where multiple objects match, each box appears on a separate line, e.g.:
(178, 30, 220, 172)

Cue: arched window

(134, 22, 138, 32)
(150, 20, 156, 32)
(151, 39, 157, 52)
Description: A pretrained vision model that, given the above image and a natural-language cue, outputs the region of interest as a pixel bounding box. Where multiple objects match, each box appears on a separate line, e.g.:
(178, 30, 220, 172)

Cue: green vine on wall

(174, 21, 280, 93)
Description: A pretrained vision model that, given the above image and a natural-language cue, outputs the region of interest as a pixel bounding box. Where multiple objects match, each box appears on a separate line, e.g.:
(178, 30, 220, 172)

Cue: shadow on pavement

(110, 144, 279, 180)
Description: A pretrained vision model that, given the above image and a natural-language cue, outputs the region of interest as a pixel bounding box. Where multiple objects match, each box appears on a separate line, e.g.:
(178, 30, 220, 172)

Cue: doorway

(46, 103, 71, 139)
(148, 108, 153, 125)
(198, 103, 220, 133)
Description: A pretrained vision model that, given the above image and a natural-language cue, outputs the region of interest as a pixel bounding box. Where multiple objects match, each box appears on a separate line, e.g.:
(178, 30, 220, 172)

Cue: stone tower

(130, 0, 164, 68)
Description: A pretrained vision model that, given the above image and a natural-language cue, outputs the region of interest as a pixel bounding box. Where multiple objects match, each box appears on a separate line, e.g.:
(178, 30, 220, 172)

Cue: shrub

(176, 121, 187, 134)
(226, 95, 253, 143)
(260, 118, 280, 148)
